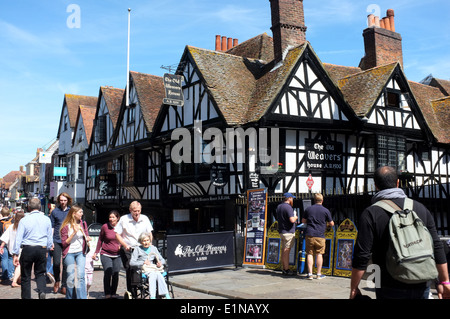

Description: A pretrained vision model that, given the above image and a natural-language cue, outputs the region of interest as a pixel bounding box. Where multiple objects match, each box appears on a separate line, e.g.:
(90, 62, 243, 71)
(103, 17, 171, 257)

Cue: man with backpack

(350, 166, 450, 299)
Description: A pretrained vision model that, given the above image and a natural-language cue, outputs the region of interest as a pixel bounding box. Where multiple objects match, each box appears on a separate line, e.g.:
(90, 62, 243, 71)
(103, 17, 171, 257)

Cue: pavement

(2, 265, 446, 300)
(169, 266, 377, 299)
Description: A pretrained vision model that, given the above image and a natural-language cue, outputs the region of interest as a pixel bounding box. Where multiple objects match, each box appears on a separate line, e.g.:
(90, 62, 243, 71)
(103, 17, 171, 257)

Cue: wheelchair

(124, 261, 174, 299)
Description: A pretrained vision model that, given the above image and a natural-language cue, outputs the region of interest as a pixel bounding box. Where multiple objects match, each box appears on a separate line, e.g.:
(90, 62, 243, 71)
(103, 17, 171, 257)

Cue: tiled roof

(130, 71, 165, 133)
(431, 96, 450, 144)
(78, 105, 97, 146)
(226, 33, 275, 62)
(64, 94, 98, 128)
(429, 78, 450, 96)
(101, 86, 124, 130)
(336, 62, 398, 116)
(187, 43, 308, 125)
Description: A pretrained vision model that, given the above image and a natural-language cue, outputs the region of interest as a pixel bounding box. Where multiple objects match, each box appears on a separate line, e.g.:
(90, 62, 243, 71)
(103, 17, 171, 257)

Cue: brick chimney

(270, 0, 307, 62)
(360, 9, 403, 70)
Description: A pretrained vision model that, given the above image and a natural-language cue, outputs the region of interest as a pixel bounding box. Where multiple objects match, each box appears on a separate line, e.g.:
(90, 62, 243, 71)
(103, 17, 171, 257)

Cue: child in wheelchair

(130, 232, 171, 299)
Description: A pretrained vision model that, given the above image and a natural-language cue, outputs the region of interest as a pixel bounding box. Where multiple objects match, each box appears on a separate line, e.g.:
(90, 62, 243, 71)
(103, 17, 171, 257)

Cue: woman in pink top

(93, 210, 121, 299)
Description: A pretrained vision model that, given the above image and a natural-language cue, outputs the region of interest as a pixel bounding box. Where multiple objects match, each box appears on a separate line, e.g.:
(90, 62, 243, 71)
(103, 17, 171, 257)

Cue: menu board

(243, 188, 268, 266)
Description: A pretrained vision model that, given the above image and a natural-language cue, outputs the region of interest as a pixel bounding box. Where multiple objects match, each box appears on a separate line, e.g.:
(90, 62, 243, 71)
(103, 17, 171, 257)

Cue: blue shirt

(50, 206, 70, 243)
(276, 202, 296, 234)
(12, 211, 53, 255)
(303, 204, 333, 238)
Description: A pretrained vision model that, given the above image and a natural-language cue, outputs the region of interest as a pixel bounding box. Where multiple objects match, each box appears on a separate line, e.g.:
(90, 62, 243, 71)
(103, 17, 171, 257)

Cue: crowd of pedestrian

(0, 193, 164, 300)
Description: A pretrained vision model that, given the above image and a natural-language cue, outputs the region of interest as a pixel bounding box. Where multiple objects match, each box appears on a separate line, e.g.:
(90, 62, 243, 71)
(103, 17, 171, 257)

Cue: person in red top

(93, 210, 121, 299)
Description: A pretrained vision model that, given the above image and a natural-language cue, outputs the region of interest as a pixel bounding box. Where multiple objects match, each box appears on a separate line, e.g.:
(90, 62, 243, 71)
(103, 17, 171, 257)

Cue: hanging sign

(243, 188, 268, 266)
(163, 73, 184, 107)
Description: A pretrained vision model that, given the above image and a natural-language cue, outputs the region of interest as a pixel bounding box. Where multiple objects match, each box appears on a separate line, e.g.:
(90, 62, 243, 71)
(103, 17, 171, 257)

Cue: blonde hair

(314, 193, 324, 203)
(60, 204, 83, 234)
(129, 201, 142, 211)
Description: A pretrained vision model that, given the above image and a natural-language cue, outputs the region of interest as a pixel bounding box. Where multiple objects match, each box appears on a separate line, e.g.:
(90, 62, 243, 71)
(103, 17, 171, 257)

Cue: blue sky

(0, 0, 449, 178)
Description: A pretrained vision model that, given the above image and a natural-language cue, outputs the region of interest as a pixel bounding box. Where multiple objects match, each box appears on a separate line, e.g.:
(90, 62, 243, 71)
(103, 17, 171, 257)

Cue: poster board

(333, 219, 358, 278)
(243, 189, 268, 267)
(313, 225, 335, 276)
(265, 222, 281, 270)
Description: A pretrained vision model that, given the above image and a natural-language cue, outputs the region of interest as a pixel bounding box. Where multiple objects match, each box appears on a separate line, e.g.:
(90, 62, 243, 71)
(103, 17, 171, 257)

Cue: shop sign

(305, 139, 343, 171)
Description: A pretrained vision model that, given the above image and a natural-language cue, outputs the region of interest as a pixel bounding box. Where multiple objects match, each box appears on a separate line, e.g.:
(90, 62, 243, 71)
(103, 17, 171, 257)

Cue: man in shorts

(276, 193, 298, 276)
(302, 193, 334, 280)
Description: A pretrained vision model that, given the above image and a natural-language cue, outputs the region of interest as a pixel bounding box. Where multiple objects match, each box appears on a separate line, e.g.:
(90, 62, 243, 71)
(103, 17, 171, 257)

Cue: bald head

(374, 166, 399, 190)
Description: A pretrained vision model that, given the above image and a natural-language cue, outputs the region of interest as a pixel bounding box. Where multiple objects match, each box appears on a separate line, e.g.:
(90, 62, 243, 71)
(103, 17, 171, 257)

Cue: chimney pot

(227, 38, 233, 51)
(221, 36, 227, 52)
(387, 9, 395, 32)
(233, 39, 239, 47)
(215, 35, 221, 51)
(383, 17, 391, 31)
(374, 16, 380, 27)
(367, 14, 375, 27)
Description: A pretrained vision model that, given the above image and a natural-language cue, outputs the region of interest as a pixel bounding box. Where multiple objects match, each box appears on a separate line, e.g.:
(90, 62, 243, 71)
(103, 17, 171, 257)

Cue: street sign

(306, 174, 314, 190)
(163, 73, 184, 107)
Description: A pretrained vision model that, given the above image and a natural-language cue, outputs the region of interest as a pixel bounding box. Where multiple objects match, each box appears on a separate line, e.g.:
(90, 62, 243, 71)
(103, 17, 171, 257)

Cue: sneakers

(306, 273, 326, 280)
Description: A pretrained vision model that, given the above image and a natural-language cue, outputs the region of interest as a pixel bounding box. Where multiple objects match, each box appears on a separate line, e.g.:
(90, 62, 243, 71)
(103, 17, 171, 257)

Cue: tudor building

(86, 1, 450, 237)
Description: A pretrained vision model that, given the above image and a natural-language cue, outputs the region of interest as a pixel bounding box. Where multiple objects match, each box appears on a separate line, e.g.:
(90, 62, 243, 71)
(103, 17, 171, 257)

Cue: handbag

(80, 221, 91, 255)
(142, 252, 164, 273)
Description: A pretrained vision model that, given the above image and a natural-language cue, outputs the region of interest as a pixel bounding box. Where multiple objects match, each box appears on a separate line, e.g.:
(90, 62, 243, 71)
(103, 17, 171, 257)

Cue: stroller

(124, 252, 174, 299)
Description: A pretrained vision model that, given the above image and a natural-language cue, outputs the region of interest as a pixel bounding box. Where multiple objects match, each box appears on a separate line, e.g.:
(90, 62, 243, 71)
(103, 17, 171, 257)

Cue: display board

(243, 189, 268, 266)
(333, 219, 358, 278)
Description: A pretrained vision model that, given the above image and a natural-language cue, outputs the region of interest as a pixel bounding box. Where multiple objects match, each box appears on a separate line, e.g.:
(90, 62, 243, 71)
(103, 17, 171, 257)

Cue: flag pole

(126, 8, 131, 107)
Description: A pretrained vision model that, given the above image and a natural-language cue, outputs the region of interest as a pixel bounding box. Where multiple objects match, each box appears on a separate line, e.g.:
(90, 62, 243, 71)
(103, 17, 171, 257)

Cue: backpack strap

(373, 200, 401, 214)
(373, 198, 414, 215)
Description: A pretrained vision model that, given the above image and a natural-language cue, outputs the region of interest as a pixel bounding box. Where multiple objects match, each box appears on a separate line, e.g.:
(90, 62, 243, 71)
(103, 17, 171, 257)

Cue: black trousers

(119, 247, 135, 296)
(20, 246, 47, 299)
(52, 242, 67, 287)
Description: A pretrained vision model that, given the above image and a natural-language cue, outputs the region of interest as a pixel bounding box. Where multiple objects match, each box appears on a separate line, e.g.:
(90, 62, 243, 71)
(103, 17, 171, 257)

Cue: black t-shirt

(276, 202, 295, 234)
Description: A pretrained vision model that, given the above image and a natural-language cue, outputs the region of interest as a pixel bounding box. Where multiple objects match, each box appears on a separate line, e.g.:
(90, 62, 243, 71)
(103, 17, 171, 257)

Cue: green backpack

(373, 198, 438, 284)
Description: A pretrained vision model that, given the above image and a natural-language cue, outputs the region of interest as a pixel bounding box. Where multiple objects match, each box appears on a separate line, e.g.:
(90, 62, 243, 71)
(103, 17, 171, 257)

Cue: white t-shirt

(67, 225, 84, 253)
(114, 214, 153, 247)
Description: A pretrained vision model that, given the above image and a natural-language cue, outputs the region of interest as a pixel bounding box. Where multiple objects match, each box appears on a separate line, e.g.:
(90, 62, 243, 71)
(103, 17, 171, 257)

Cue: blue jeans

(64, 251, 86, 299)
(1, 247, 14, 280)
(376, 285, 430, 299)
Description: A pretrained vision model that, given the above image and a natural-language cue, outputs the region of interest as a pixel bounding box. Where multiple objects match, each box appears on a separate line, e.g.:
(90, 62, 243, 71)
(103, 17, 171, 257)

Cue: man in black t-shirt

(302, 193, 334, 280)
(276, 193, 298, 276)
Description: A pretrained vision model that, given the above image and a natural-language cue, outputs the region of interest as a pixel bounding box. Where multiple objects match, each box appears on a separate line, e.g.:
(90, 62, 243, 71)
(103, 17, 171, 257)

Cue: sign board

(210, 163, 229, 188)
(243, 189, 268, 266)
(306, 174, 314, 190)
(333, 219, 358, 278)
(38, 152, 52, 164)
(163, 73, 184, 107)
(95, 174, 117, 196)
(305, 139, 343, 171)
(53, 167, 67, 177)
(87, 223, 103, 268)
(166, 231, 235, 274)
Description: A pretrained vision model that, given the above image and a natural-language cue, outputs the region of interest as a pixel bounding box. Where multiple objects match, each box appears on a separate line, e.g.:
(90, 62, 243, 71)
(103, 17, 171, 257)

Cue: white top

(114, 214, 153, 247)
(67, 225, 84, 253)
(0, 226, 17, 252)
